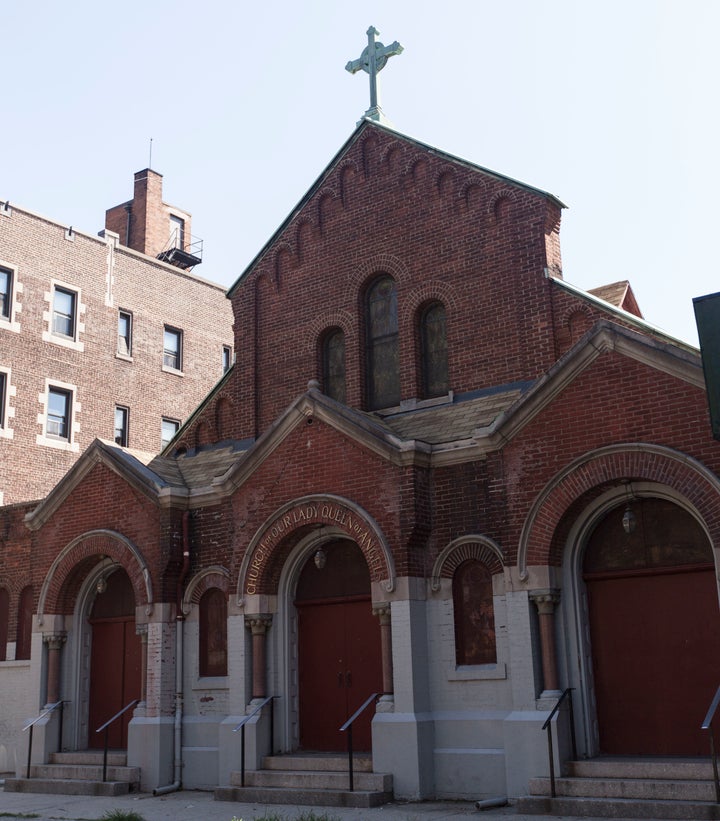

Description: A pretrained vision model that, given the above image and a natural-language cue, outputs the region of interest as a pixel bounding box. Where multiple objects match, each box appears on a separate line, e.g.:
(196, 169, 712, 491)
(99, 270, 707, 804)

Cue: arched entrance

(87, 568, 141, 749)
(294, 539, 382, 751)
(582, 497, 720, 755)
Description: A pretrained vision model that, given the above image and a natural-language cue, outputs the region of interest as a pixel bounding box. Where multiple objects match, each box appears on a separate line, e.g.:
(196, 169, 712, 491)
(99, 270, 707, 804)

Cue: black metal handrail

(541, 688, 576, 798)
(23, 700, 64, 779)
(701, 684, 720, 803)
(233, 696, 277, 787)
(95, 699, 138, 782)
(339, 692, 379, 792)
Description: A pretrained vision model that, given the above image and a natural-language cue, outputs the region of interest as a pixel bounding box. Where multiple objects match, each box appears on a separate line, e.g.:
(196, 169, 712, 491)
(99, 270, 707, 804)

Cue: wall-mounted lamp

(621, 481, 637, 534)
(96, 576, 107, 594)
(314, 548, 327, 570)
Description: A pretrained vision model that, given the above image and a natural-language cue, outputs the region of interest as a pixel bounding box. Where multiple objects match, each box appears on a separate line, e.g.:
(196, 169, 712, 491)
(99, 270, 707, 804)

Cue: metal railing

(701, 684, 720, 803)
(233, 696, 277, 787)
(22, 700, 64, 779)
(339, 692, 379, 791)
(541, 688, 576, 798)
(95, 699, 138, 782)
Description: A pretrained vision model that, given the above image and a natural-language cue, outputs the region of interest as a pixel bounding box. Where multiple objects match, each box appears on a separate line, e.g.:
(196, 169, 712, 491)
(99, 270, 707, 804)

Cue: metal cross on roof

(345, 26, 403, 125)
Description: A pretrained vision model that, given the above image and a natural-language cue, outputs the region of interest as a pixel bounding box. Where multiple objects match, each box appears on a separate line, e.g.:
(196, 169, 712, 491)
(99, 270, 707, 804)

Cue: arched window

(321, 328, 346, 403)
(366, 275, 399, 410)
(199, 588, 227, 677)
(452, 561, 496, 666)
(16, 585, 33, 661)
(420, 301, 448, 398)
(0, 588, 9, 662)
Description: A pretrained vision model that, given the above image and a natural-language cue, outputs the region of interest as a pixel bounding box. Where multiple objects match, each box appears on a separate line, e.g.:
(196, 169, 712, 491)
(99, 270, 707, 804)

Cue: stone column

(136, 624, 148, 705)
(245, 615, 272, 699)
(44, 633, 67, 705)
(530, 589, 561, 695)
(373, 604, 394, 695)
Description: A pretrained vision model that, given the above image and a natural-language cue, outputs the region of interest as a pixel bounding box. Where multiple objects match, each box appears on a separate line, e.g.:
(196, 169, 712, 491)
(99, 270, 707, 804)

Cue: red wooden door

(87, 571, 141, 749)
(297, 596, 382, 751)
(586, 567, 720, 755)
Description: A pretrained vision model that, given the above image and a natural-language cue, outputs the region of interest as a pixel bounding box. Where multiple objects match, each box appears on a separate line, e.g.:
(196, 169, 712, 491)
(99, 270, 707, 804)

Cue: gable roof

(25, 320, 704, 526)
(588, 280, 643, 318)
(227, 119, 566, 297)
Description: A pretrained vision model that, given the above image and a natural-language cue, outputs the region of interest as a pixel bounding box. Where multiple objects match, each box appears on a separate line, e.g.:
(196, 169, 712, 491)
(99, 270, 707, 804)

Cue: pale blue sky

(3, 1, 718, 345)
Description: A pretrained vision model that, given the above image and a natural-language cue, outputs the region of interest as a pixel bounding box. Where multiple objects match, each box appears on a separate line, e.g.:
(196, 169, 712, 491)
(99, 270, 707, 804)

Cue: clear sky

(3, 0, 718, 346)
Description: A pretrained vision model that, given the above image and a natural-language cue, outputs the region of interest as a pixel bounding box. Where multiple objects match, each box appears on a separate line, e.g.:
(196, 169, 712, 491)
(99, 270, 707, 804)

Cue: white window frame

(117, 310, 133, 359)
(0, 261, 20, 333)
(114, 405, 129, 447)
(37, 379, 80, 452)
(161, 416, 180, 449)
(0, 368, 14, 440)
(43, 280, 84, 352)
(222, 345, 232, 373)
(163, 326, 183, 373)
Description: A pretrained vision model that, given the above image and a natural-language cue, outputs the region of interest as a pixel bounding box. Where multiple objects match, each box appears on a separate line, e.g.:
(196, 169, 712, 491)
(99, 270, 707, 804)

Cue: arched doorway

(583, 498, 720, 755)
(294, 540, 382, 751)
(87, 568, 141, 749)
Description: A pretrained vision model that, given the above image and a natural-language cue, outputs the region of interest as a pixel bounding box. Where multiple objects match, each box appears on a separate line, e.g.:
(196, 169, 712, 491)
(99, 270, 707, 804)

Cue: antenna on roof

(149, 137, 153, 170)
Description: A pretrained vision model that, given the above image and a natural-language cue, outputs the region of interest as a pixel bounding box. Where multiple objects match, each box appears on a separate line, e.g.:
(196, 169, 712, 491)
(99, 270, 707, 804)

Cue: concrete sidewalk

(0, 787, 637, 821)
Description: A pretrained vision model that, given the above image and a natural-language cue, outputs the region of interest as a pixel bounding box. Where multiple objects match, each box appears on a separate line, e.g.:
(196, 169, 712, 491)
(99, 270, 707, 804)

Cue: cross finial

(345, 26, 403, 125)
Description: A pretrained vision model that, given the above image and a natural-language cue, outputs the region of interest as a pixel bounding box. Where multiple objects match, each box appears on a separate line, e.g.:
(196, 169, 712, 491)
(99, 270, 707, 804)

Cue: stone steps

(3, 750, 139, 796)
(215, 753, 392, 808)
(517, 757, 720, 819)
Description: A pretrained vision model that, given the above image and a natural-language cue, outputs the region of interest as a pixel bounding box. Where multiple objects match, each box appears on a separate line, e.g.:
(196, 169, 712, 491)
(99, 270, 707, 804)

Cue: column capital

(43, 632, 67, 650)
(135, 623, 149, 638)
(529, 588, 561, 615)
(372, 603, 391, 624)
(245, 614, 273, 635)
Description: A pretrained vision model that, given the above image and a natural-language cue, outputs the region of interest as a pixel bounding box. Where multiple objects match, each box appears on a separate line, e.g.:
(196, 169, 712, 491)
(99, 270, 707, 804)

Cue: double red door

(297, 596, 382, 751)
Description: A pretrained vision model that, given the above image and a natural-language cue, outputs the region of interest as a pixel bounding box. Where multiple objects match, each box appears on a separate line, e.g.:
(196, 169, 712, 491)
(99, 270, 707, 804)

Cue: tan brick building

(0, 171, 234, 505)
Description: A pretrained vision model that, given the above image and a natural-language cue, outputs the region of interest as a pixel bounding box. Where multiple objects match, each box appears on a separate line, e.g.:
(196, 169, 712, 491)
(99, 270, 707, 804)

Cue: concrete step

(236, 768, 392, 791)
(215, 785, 393, 808)
(262, 753, 373, 773)
(517, 795, 720, 819)
(4, 777, 131, 796)
(567, 757, 714, 781)
(29, 763, 140, 783)
(49, 751, 127, 767)
(529, 775, 717, 801)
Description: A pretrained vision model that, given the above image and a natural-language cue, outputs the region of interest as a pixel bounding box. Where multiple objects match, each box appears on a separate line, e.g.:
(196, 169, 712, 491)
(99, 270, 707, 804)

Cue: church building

(1, 36, 720, 807)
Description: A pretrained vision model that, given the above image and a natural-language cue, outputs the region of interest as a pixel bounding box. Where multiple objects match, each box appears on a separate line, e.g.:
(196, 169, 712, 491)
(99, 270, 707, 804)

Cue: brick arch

(461, 180, 490, 212)
(348, 252, 410, 291)
(215, 396, 234, 440)
(488, 188, 519, 222)
(38, 529, 153, 623)
(293, 218, 317, 264)
(517, 443, 720, 580)
(0, 573, 22, 599)
(434, 168, 458, 201)
(236, 494, 396, 605)
(401, 280, 459, 326)
(316, 188, 341, 232)
(182, 565, 230, 615)
(339, 161, 360, 207)
(303, 309, 356, 352)
(431, 535, 505, 592)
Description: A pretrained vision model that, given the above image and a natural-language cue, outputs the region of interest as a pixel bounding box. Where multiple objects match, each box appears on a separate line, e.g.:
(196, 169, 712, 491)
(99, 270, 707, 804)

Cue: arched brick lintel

(38, 529, 153, 624)
(236, 494, 396, 606)
(182, 565, 230, 615)
(518, 443, 720, 580)
(431, 534, 504, 592)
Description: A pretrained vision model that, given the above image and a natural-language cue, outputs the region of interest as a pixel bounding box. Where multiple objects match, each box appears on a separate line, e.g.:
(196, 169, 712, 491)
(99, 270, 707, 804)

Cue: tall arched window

(321, 328, 346, 403)
(16, 585, 33, 661)
(366, 275, 399, 410)
(0, 588, 9, 662)
(420, 301, 448, 398)
(452, 561, 496, 666)
(199, 588, 227, 677)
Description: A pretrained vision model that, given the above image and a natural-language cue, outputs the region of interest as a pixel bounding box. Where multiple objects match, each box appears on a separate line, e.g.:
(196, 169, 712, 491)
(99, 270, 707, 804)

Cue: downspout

(154, 510, 191, 795)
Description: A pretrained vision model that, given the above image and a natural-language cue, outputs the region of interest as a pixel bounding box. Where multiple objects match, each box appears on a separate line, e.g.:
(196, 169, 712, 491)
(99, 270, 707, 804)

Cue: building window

(199, 588, 227, 677)
(0, 266, 11, 320)
(47, 387, 72, 440)
(163, 326, 183, 371)
(161, 417, 180, 449)
(321, 328, 346, 403)
(420, 301, 448, 398)
(52, 286, 77, 339)
(118, 310, 132, 356)
(114, 406, 129, 447)
(222, 345, 232, 373)
(0, 587, 8, 662)
(16, 585, 33, 661)
(453, 560, 497, 666)
(366, 275, 400, 410)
